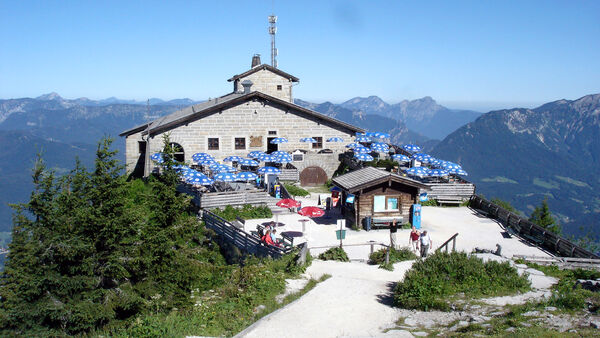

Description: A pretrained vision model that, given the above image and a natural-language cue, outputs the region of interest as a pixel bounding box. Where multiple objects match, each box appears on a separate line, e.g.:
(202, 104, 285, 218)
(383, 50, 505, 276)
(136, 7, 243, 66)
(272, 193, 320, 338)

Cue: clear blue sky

(1, 0, 599, 111)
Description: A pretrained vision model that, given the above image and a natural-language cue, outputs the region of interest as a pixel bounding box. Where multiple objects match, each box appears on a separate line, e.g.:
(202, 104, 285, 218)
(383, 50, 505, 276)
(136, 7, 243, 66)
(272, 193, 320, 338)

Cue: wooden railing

(513, 255, 600, 270)
(470, 195, 600, 259)
(436, 233, 459, 253)
(424, 183, 475, 201)
(202, 210, 292, 258)
(199, 190, 271, 209)
(308, 241, 391, 263)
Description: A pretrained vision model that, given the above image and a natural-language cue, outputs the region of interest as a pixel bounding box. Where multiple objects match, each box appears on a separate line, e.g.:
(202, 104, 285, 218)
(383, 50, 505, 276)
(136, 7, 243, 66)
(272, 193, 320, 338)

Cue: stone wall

(235, 68, 293, 102)
(129, 98, 355, 177)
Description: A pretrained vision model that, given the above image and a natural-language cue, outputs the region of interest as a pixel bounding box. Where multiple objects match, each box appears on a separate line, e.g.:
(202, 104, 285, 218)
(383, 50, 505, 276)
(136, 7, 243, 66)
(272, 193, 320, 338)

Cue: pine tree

(529, 198, 561, 234)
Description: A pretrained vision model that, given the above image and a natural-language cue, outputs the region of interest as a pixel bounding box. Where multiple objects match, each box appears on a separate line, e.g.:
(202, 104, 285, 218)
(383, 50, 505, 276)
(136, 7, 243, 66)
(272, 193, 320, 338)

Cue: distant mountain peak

(36, 92, 63, 101)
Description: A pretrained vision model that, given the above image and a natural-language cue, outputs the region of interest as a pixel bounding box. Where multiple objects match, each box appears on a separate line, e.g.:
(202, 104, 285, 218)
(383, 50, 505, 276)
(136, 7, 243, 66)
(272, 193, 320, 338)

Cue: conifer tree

(529, 198, 561, 234)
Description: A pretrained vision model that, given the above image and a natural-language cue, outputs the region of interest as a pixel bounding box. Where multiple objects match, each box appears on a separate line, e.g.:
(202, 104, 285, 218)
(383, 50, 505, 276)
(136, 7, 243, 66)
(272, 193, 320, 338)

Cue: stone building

(120, 56, 364, 185)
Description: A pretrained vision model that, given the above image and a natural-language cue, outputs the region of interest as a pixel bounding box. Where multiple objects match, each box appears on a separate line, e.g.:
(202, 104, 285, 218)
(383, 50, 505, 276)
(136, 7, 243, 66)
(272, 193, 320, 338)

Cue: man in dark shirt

(389, 219, 398, 249)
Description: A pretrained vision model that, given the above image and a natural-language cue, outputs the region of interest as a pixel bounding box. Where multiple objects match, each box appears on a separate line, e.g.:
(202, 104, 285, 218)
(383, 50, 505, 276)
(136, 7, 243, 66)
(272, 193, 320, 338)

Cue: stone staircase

(265, 196, 293, 215)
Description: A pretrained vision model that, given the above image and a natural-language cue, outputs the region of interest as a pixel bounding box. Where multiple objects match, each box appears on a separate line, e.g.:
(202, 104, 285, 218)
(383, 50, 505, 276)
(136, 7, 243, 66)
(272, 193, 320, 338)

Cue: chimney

(241, 80, 253, 94)
(251, 54, 261, 68)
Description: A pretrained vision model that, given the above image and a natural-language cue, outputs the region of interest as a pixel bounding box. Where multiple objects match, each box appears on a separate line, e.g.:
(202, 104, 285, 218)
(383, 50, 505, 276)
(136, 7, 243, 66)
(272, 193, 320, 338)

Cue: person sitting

(262, 230, 280, 247)
(270, 228, 278, 244)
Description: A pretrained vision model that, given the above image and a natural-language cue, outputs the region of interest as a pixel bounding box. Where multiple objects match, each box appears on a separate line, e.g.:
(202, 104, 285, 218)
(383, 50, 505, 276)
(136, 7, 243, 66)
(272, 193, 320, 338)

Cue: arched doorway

(300, 166, 328, 186)
(169, 142, 185, 163)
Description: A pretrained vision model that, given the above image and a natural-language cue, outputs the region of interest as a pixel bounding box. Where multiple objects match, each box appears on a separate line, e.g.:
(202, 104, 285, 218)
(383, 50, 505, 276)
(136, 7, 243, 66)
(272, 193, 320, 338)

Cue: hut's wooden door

(300, 166, 327, 186)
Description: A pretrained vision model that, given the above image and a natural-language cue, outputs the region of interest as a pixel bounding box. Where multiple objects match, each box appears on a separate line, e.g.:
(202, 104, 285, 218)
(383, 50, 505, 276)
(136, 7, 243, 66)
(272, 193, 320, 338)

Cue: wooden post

(452, 237, 456, 252)
(385, 248, 390, 265)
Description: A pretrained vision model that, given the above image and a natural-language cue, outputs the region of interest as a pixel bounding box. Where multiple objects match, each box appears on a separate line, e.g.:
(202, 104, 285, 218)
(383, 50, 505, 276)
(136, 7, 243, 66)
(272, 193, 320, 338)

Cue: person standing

(409, 226, 420, 252)
(420, 230, 432, 258)
(389, 219, 398, 250)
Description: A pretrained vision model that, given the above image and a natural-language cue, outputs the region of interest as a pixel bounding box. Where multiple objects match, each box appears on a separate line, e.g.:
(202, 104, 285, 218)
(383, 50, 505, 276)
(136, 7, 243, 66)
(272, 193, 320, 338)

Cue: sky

(1, 0, 599, 111)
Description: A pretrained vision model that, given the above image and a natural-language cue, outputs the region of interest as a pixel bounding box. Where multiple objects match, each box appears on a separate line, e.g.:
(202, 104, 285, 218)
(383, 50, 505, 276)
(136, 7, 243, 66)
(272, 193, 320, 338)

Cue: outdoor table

(298, 219, 310, 232)
(281, 231, 303, 238)
(262, 221, 285, 227)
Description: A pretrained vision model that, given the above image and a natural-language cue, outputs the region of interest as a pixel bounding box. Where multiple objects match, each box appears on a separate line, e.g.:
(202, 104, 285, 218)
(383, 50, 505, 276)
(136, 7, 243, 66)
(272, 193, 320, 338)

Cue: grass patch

(554, 175, 589, 188)
(284, 184, 310, 197)
(302, 184, 331, 194)
(211, 204, 272, 221)
(481, 176, 518, 184)
(532, 178, 559, 189)
(394, 252, 530, 311)
(369, 248, 417, 271)
(317, 247, 349, 262)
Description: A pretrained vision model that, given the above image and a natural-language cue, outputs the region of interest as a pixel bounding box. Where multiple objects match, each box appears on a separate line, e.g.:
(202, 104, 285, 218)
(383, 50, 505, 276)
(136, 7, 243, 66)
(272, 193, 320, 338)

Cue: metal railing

(308, 241, 391, 264)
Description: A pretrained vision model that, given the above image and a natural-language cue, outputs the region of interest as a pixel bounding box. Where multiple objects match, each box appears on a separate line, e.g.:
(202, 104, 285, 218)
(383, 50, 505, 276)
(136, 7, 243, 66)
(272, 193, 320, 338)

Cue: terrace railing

(436, 233, 459, 253)
(202, 210, 292, 258)
(470, 195, 600, 259)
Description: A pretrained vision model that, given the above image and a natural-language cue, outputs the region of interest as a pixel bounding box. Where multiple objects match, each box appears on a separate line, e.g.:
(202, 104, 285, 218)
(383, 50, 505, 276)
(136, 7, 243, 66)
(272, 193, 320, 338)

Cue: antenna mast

(268, 14, 278, 68)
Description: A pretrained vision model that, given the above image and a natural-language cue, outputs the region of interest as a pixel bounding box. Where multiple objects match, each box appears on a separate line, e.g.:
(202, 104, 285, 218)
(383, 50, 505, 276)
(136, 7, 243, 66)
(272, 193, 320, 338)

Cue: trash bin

(364, 216, 372, 231)
(335, 229, 346, 240)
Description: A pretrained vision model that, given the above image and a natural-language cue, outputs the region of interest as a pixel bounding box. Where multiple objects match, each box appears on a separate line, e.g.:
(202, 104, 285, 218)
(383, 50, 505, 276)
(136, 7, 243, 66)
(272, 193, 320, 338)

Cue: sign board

(419, 193, 428, 202)
(346, 194, 355, 203)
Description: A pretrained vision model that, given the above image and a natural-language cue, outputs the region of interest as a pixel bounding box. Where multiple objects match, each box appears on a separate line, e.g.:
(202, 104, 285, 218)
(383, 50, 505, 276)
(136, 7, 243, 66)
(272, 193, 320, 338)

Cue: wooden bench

(436, 196, 463, 205)
(279, 232, 294, 248)
(371, 217, 403, 229)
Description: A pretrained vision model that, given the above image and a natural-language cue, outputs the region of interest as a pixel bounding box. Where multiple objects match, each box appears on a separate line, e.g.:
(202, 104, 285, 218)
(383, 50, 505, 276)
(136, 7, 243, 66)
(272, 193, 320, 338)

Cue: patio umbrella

(273, 156, 292, 164)
(353, 146, 371, 154)
(248, 151, 265, 159)
(326, 136, 344, 142)
(345, 142, 361, 149)
(271, 150, 290, 157)
(258, 154, 276, 162)
(427, 168, 450, 177)
(150, 153, 164, 163)
(257, 166, 281, 174)
(454, 168, 468, 176)
(269, 137, 288, 144)
(441, 161, 462, 170)
(213, 164, 236, 173)
(412, 153, 433, 163)
(300, 137, 317, 143)
(372, 132, 390, 139)
(186, 175, 214, 186)
(235, 171, 258, 181)
(402, 144, 421, 153)
(208, 163, 222, 170)
(298, 206, 325, 218)
(364, 132, 377, 137)
(214, 172, 237, 182)
(405, 167, 429, 177)
(238, 158, 259, 166)
(223, 155, 243, 162)
(200, 158, 217, 166)
(370, 142, 390, 153)
(192, 152, 212, 162)
(429, 158, 442, 167)
(330, 186, 342, 192)
(355, 135, 372, 142)
(184, 170, 207, 180)
(391, 154, 410, 162)
(276, 198, 301, 208)
(354, 153, 374, 161)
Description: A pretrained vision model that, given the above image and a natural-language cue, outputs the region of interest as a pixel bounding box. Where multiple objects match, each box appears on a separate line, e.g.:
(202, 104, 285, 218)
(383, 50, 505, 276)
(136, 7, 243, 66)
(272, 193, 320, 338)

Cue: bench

(371, 217, 403, 229)
(232, 216, 245, 229)
(279, 233, 294, 248)
(436, 196, 463, 205)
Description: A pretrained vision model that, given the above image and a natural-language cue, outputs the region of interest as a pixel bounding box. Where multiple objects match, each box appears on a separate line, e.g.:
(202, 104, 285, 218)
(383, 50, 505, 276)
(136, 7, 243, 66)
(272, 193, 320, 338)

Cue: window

(312, 136, 323, 149)
(268, 130, 277, 135)
(234, 137, 246, 150)
(293, 154, 304, 162)
(169, 142, 185, 163)
(277, 84, 282, 91)
(208, 138, 219, 150)
(373, 196, 400, 212)
(138, 141, 146, 154)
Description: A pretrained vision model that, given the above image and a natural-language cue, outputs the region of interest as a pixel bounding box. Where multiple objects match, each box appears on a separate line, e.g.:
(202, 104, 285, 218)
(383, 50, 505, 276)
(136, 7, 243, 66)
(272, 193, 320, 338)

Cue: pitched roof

(227, 64, 299, 82)
(332, 166, 430, 193)
(120, 91, 364, 137)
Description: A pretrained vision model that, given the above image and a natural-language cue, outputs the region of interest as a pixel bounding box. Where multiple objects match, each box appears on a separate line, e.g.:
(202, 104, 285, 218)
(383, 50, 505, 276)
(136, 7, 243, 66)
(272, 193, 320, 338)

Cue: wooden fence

(424, 183, 476, 201)
(202, 210, 292, 258)
(198, 190, 272, 209)
(469, 195, 599, 259)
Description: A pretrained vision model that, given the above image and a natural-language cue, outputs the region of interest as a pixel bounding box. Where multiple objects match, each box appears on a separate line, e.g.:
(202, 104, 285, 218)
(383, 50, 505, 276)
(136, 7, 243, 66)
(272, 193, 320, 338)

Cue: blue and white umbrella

(454, 168, 468, 176)
(271, 150, 290, 157)
(300, 137, 317, 143)
(258, 166, 281, 174)
(258, 154, 277, 162)
(412, 153, 433, 163)
(150, 153, 164, 163)
(402, 144, 421, 153)
(213, 164, 236, 173)
(372, 132, 390, 139)
(441, 161, 462, 170)
(186, 175, 214, 186)
(355, 135, 372, 142)
(184, 170, 207, 180)
(274, 156, 292, 164)
(326, 136, 344, 142)
(238, 158, 259, 166)
(270, 137, 288, 144)
(200, 158, 217, 166)
(391, 154, 410, 162)
(364, 132, 377, 137)
(429, 158, 442, 167)
(345, 142, 362, 149)
(192, 152, 212, 162)
(208, 163, 223, 170)
(354, 153, 374, 161)
(370, 142, 390, 152)
(223, 155, 243, 162)
(213, 172, 237, 182)
(427, 168, 450, 177)
(353, 146, 371, 154)
(248, 151, 265, 159)
(405, 167, 429, 177)
(236, 171, 258, 181)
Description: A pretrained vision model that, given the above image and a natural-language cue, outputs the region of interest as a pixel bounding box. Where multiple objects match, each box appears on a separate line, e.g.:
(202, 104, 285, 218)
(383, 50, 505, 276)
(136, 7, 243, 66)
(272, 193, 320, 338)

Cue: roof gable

(228, 64, 299, 83)
(332, 167, 430, 193)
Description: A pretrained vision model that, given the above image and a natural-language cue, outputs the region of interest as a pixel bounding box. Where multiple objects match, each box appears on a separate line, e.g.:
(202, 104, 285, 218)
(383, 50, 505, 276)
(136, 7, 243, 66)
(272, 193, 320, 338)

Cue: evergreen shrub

(317, 247, 349, 262)
(283, 184, 310, 197)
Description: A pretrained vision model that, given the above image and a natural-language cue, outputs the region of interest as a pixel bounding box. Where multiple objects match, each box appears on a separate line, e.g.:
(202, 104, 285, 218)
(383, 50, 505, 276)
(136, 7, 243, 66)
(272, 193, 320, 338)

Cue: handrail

(436, 232, 459, 253)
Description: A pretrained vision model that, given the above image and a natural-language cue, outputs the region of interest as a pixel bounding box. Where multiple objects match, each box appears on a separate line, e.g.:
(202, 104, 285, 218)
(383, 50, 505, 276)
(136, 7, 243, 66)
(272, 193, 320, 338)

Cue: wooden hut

(332, 167, 430, 229)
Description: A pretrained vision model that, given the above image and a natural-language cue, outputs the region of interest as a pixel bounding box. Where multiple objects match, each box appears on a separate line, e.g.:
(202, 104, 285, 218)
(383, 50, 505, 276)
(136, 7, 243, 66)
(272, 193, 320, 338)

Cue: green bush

(318, 247, 349, 262)
(212, 204, 272, 221)
(394, 252, 531, 311)
(420, 199, 438, 206)
(283, 184, 310, 197)
(369, 248, 417, 266)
